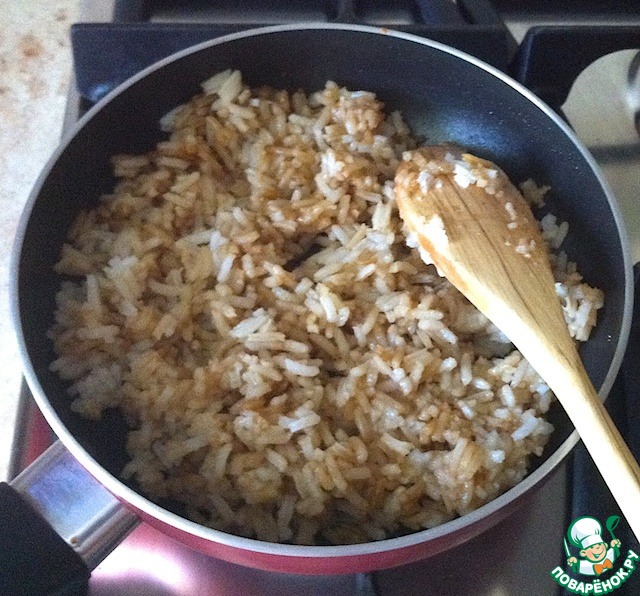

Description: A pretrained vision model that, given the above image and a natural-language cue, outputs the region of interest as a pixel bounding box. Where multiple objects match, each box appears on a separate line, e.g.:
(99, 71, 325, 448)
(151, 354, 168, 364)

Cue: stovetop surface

(12, 1, 640, 594)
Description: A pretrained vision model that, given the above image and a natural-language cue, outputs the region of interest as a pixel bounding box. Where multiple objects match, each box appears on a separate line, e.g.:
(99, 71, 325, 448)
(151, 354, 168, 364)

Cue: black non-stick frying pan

(3, 24, 634, 593)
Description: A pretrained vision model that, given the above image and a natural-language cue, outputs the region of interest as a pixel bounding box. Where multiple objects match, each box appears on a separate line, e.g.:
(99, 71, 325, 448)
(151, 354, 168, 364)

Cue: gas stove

(10, 1, 640, 594)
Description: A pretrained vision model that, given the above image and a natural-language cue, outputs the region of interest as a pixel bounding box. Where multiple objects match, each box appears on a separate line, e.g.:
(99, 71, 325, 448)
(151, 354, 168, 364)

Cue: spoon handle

(531, 349, 640, 541)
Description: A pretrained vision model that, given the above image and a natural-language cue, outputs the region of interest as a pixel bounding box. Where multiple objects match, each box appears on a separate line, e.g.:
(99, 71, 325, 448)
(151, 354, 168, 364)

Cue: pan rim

(10, 22, 634, 560)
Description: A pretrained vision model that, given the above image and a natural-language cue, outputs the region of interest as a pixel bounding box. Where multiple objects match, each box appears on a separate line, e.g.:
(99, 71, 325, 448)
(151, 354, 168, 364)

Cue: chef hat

(569, 517, 605, 550)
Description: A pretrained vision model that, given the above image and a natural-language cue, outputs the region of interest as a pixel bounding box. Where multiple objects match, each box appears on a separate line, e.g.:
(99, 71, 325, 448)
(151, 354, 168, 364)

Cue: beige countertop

(0, 1, 79, 480)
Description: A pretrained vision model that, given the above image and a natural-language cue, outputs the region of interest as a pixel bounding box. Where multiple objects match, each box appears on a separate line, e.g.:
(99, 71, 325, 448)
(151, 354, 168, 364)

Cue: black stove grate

(113, 0, 505, 26)
(71, 0, 517, 105)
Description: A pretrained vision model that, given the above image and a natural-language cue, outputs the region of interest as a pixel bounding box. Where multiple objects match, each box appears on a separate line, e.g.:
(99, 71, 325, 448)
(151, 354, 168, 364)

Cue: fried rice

(49, 70, 604, 545)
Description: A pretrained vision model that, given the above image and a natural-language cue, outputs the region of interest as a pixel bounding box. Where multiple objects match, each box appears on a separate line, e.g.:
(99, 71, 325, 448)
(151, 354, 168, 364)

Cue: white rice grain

(283, 358, 320, 378)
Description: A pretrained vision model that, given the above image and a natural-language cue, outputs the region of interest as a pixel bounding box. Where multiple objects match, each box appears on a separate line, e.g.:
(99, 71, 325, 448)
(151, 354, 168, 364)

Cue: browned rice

(49, 70, 604, 545)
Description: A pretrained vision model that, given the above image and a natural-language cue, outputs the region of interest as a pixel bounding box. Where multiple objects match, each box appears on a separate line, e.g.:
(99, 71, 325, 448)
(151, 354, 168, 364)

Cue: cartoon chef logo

(551, 515, 638, 593)
(565, 516, 621, 576)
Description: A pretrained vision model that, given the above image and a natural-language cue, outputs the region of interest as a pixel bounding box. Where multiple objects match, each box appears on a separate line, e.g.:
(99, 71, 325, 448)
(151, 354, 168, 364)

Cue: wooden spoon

(395, 146, 640, 539)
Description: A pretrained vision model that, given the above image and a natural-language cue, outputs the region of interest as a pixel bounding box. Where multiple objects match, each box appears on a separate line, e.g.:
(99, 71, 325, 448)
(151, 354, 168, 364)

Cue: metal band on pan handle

(10, 440, 139, 571)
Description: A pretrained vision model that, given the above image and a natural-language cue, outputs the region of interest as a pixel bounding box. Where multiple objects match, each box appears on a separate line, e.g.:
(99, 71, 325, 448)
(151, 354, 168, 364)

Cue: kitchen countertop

(0, 0, 79, 480)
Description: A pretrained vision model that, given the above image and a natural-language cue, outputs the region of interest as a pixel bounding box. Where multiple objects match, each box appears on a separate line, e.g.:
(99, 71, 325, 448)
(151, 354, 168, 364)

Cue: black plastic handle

(0, 482, 89, 596)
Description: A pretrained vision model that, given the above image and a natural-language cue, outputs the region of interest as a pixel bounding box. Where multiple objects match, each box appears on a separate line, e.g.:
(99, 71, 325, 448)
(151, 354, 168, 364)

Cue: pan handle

(0, 441, 139, 595)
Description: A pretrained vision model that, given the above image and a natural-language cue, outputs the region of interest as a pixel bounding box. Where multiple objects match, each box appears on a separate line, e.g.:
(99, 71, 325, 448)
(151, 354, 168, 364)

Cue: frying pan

(2, 24, 633, 593)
